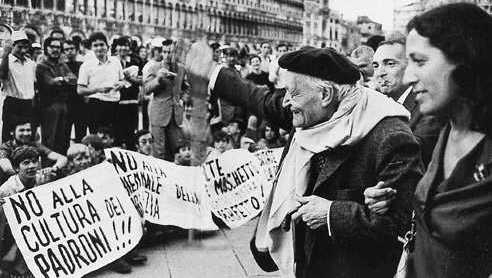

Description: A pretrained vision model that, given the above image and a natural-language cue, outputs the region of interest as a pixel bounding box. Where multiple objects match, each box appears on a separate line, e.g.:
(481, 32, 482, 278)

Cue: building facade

(302, 0, 361, 53)
(0, 0, 303, 46)
(393, 0, 492, 32)
(356, 15, 383, 44)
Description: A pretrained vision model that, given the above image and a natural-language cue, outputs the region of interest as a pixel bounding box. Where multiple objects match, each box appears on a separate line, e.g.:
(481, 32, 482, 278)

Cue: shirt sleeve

(36, 143, 53, 157)
(0, 143, 12, 159)
(77, 62, 89, 86)
(326, 200, 333, 236)
(208, 64, 226, 91)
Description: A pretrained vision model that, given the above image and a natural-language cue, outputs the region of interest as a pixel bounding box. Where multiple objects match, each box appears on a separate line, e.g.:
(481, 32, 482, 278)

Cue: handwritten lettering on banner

(254, 148, 283, 194)
(2, 163, 143, 278)
(105, 148, 218, 231)
(203, 149, 272, 228)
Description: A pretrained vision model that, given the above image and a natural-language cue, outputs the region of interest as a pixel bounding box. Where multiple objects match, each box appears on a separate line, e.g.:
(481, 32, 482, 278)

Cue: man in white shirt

(0, 30, 36, 142)
(77, 32, 126, 134)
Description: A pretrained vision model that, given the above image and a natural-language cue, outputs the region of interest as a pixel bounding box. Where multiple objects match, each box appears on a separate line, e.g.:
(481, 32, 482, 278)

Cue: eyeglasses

(92, 43, 106, 48)
(64, 47, 75, 51)
(162, 50, 171, 54)
(48, 45, 61, 49)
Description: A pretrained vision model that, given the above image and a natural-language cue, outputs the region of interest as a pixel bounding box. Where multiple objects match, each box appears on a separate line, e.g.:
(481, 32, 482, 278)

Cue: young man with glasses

(36, 37, 77, 155)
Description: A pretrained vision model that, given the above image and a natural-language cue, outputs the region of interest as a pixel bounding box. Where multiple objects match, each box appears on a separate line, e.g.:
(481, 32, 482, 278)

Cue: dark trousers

(88, 99, 118, 134)
(115, 103, 138, 149)
(66, 96, 88, 143)
(141, 100, 149, 131)
(41, 102, 69, 155)
(2, 96, 34, 142)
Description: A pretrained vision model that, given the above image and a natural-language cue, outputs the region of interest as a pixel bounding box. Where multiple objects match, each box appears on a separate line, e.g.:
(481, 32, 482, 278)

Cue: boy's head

(213, 130, 231, 154)
(96, 127, 115, 147)
(135, 130, 153, 156)
(67, 144, 92, 172)
(174, 141, 192, 166)
(81, 134, 105, 164)
(240, 136, 255, 152)
(11, 146, 40, 181)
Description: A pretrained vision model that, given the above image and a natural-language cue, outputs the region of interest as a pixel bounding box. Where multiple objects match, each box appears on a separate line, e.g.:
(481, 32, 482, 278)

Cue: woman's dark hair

(407, 3, 492, 135)
(43, 37, 63, 56)
(88, 32, 108, 47)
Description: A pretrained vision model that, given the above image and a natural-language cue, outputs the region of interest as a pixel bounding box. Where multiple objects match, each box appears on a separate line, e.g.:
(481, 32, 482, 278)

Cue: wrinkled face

(373, 43, 407, 96)
(63, 43, 77, 60)
(282, 73, 331, 128)
(116, 44, 129, 58)
(404, 29, 457, 115)
(351, 55, 374, 81)
(250, 57, 261, 71)
(46, 39, 62, 60)
(91, 39, 108, 60)
(17, 157, 39, 180)
(72, 151, 92, 170)
(137, 133, 154, 156)
(14, 123, 32, 144)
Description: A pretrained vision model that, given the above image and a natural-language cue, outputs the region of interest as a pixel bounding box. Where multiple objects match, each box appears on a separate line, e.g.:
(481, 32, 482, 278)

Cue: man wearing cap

(142, 38, 184, 161)
(31, 42, 43, 63)
(0, 30, 37, 142)
(186, 43, 423, 278)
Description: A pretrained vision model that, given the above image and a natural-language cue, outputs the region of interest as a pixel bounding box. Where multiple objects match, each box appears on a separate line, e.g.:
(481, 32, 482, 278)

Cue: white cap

(32, 42, 41, 49)
(150, 37, 165, 48)
(11, 30, 29, 43)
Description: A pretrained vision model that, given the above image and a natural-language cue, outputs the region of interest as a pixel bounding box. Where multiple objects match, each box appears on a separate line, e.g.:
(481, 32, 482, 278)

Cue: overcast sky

(330, 0, 395, 31)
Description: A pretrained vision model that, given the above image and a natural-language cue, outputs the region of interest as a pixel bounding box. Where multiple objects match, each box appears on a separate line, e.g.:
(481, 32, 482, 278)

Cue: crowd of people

(0, 21, 292, 277)
(0, 2, 491, 278)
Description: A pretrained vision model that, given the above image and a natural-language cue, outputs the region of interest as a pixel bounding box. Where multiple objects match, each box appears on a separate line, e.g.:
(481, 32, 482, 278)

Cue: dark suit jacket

(402, 88, 445, 166)
(410, 125, 492, 278)
(142, 61, 184, 127)
(213, 68, 424, 278)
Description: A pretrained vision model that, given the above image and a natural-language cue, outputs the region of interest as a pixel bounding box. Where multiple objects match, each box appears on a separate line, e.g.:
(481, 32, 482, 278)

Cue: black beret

(278, 46, 360, 84)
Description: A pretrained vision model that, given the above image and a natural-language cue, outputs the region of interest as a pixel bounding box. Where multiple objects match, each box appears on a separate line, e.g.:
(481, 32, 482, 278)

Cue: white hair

(284, 71, 354, 101)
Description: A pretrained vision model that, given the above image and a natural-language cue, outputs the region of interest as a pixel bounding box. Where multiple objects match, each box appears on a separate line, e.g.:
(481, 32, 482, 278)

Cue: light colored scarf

(255, 85, 410, 277)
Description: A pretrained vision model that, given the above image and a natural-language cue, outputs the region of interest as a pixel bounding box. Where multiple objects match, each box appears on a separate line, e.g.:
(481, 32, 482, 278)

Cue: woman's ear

(320, 85, 336, 108)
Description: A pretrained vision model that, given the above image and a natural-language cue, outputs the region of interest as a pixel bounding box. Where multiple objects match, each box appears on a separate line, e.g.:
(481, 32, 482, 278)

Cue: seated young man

(0, 120, 67, 183)
(0, 146, 41, 278)
(174, 140, 192, 166)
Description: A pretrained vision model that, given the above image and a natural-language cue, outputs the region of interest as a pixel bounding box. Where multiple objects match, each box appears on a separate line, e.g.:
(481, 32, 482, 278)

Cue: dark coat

(402, 88, 445, 166)
(213, 68, 424, 278)
(410, 125, 492, 278)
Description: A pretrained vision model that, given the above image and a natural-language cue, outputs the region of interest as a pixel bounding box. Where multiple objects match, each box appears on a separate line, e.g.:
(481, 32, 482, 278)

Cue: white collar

(397, 86, 413, 104)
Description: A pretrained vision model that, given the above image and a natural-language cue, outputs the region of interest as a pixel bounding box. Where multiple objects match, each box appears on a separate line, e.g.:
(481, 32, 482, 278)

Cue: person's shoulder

(33, 142, 53, 155)
(366, 117, 417, 149)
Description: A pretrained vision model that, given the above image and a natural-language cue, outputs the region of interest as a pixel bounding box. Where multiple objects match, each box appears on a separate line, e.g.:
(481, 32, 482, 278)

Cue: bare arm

(47, 151, 68, 170)
(0, 158, 15, 176)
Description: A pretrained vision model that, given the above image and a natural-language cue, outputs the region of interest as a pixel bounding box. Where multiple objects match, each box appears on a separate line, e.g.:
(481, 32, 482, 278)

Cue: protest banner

(2, 162, 143, 278)
(202, 149, 271, 228)
(105, 148, 218, 231)
(254, 148, 283, 196)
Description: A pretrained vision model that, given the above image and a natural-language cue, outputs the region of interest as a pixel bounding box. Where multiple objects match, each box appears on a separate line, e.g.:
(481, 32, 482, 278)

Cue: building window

(45, 0, 54, 9)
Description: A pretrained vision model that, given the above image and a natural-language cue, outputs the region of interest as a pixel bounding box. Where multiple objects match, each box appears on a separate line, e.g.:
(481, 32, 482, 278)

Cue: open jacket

(212, 68, 424, 278)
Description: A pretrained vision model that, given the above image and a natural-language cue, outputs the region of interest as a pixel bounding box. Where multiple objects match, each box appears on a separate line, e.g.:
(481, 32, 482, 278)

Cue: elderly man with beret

(186, 43, 423, 278)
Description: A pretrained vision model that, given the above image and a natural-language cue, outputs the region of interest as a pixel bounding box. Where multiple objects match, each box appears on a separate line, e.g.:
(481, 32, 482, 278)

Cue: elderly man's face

(282, 74, 333, 128)
(373, 43, 407, 96)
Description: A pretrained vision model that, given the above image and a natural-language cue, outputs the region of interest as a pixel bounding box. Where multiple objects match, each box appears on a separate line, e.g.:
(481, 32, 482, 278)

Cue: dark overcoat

(212, 68, 424, 278)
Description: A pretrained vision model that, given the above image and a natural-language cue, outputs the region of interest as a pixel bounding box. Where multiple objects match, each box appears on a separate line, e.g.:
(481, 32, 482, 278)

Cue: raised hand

(184, 38, 214, 80)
